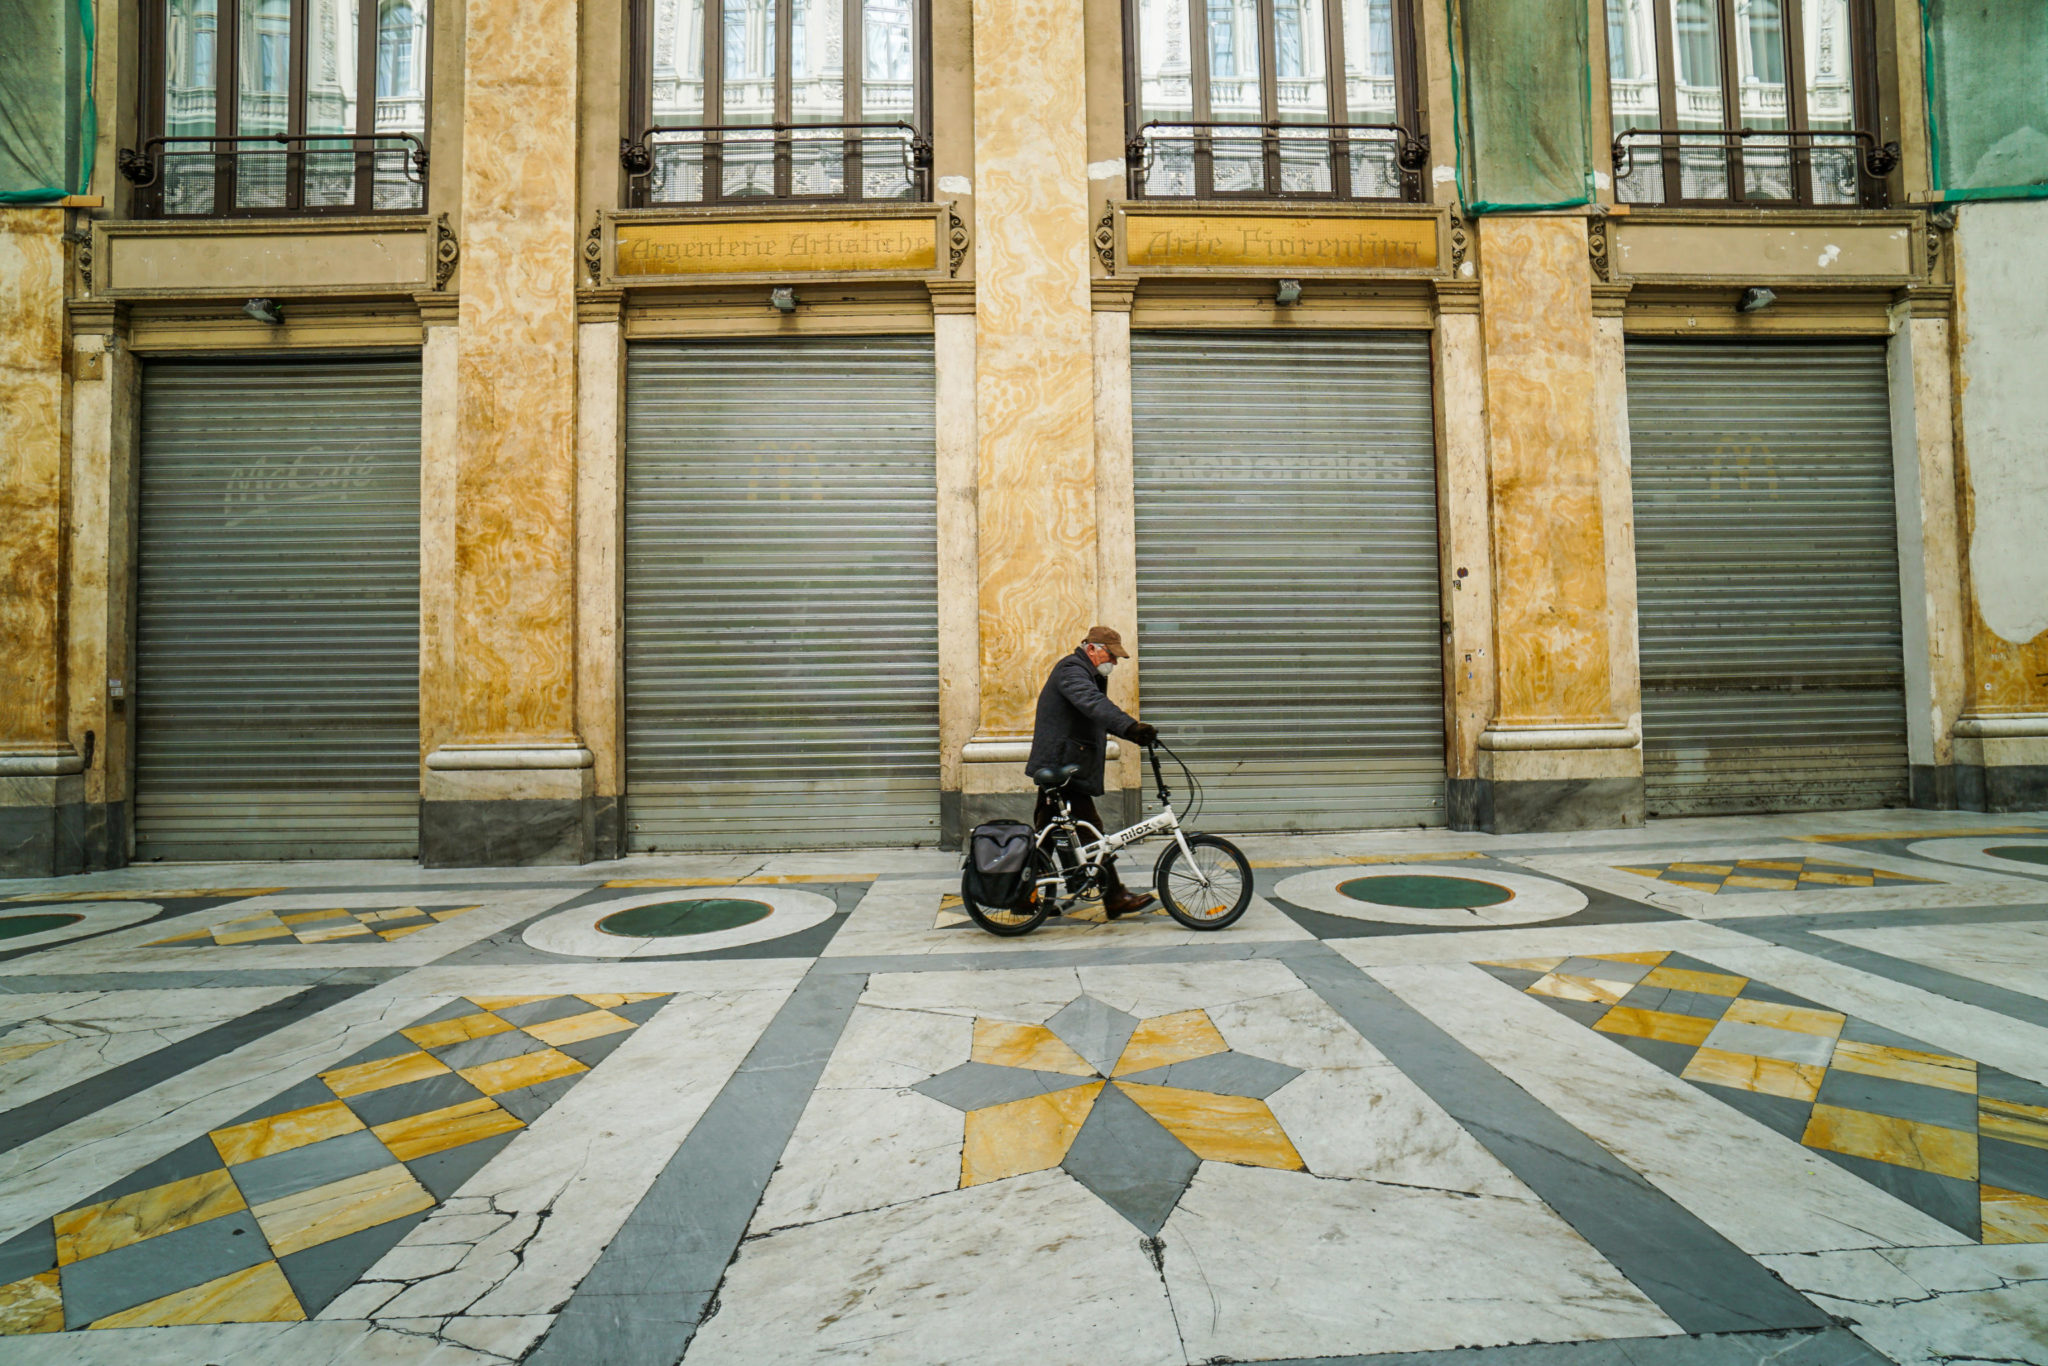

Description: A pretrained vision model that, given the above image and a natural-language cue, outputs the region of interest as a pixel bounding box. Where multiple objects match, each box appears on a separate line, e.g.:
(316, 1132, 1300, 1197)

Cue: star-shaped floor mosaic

(1615, 858, 1937, 894)
(913, 995, 1304, 1235)
(1480, 951, 2048, 1244)
(149, 905, 484, 947)
(0, 991, 669, 1334)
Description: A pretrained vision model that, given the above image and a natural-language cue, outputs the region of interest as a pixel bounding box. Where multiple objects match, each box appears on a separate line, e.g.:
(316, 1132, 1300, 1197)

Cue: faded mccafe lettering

(1133, 221, 1429, 268)
(617, 223, 933, 271)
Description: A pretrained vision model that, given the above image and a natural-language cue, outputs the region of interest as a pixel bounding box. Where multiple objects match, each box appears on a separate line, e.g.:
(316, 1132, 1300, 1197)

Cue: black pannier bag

(963, 819, 1037, 909)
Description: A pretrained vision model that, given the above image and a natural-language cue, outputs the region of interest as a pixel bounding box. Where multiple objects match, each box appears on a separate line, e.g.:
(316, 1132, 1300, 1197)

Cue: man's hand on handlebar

(1129, 722, 1159, 747)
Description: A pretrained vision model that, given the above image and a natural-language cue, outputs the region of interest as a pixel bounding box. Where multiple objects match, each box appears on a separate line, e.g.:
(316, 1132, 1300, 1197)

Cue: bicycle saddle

(1030, 763, 1083, 789)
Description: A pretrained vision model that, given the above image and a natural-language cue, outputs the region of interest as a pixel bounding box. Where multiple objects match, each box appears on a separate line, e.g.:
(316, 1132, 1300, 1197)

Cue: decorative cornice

(925, 279, 976, 314)
(1090, 278, 1137, 312)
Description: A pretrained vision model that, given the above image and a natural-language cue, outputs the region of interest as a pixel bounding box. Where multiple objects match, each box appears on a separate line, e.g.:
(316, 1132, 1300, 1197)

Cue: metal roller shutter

(1627, 339, 1909, 816)
(624, 336, 940, 850)
(136, 356, 422, 859)
(1131, 331, 1446, 833)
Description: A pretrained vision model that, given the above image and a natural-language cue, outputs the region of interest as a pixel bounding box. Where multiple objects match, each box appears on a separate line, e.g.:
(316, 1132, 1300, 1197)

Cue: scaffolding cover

(1450, 0, 1593, 212)
(0, 0, 94, 203)
(1923, 0, 2048, 199)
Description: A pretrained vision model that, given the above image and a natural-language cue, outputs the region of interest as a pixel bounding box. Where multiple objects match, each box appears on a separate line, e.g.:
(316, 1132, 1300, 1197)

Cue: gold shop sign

(1123, 213, 1437, 273)
(613, 216, 939, 278)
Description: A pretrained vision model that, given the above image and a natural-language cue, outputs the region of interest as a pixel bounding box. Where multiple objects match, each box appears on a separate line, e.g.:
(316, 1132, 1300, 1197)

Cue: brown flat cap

(1084, 625, 1131, 659)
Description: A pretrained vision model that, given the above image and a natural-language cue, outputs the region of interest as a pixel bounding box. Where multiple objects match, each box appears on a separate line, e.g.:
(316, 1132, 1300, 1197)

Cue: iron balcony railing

(1612, 126, 1900, 182)
(1126, 119, 1430, 199)
(621, 121, 933, 204)
(119, 132, 429, 189)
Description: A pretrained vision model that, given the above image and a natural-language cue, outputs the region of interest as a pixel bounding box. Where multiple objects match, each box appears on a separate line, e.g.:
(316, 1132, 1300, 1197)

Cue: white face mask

(1096, 657, 1116, 678)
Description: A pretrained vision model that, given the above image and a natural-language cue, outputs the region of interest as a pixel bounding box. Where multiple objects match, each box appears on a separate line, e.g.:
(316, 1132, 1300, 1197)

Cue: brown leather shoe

(1104, 891, 1156, 919)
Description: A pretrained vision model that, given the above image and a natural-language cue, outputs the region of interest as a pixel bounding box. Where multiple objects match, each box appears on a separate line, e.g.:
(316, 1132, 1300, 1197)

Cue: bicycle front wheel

(1154, 834, 1253, 930)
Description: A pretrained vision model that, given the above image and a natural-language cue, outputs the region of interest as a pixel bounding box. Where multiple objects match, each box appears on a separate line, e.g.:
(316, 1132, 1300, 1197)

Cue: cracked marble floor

(0, 808, 2044, 1365)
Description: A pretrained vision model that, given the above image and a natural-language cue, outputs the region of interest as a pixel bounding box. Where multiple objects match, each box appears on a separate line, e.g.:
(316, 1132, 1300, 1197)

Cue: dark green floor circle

(1987, 845, 2048, 867)
(1337, 875, 1516, 909)
(0, 913, 84, 940)
(597, 898, 774, 938)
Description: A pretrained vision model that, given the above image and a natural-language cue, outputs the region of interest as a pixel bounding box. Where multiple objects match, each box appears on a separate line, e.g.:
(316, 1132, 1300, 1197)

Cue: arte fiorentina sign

(1125, 214, 1437, 272)
(613, 217, 938, 277)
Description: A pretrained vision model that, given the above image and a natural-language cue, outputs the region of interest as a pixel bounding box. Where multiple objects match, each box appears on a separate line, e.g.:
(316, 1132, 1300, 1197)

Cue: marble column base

(1453, 741, 1646, 834)
(419, 752, 602, 867)
(1946, 725, 2048, 813)
(0, 775, 125, 876)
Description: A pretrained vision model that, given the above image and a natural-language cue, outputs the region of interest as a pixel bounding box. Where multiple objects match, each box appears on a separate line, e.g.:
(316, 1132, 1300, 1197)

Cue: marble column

(0, 209, 86, 875)
(1885, 296, 1968, 809)
(575, 292, 625, 859)
(1949, 204, 2048, 810)
(1091, 280, 1139, 828)
(61, 299, 136, 872)
(1433, 283, 1497, 829)
(930, 282, 983, 844)
(418, 0, 596, 865)
(1469, 216, 1643, 832)
(957, 0, 1099, 827)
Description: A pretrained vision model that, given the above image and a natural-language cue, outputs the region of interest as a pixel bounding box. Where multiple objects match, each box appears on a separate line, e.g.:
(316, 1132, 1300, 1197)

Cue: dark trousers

(1033, 785, 1130, 899)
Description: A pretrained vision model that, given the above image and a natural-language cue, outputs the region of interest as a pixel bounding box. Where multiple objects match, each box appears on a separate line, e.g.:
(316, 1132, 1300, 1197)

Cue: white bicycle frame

(1034, 793, 1207, 903)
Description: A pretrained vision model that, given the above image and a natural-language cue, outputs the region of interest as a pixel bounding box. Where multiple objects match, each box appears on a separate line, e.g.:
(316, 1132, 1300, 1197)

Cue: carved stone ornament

(1447, 209, 1470, 274)
(948, 209, 969, 277)
(583, 216, 605, 286)
(1587, 216, 1611, 282)
(77, 239, 93, 293)
(434, 213, 460, 290)
(1094, 201, 1116, 274)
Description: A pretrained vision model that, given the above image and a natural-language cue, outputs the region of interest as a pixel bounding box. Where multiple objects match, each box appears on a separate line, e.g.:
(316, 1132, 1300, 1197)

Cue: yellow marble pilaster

(1476, 217, 1614, 729)
(0, 210, 73, 770)
(968, 0, 1098, 743)
(442, 0, 584, 749)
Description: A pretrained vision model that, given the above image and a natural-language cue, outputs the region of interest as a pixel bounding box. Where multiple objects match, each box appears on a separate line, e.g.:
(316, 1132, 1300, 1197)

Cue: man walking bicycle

(1026, 625, 1159, 918)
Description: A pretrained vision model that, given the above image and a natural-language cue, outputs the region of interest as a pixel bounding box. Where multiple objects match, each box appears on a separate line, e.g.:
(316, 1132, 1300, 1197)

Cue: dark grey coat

(1025, 648, 1142, 797)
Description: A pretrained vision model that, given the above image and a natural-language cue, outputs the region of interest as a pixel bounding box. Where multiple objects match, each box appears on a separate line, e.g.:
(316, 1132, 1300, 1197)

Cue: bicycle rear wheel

(1154, 834, 1253, 930)
(962, 849, 1053, 937)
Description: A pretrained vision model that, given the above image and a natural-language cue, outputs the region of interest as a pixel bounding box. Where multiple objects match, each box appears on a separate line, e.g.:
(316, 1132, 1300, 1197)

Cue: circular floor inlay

(597, 898, 774, 938)
(1272, 863, 1587, 927)
(0, 913, 83, 940)
(1902, 837, 2048, 879)
(523, 885, 840, 959)
(1338, 875, 1515, 910)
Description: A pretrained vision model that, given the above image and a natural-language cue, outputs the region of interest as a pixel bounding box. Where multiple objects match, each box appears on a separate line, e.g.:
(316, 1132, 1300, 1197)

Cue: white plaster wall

(1955, 201, 2048, 645)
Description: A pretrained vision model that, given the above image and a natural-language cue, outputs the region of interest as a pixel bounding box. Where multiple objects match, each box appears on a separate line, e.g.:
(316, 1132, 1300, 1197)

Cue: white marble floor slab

(0, 1317, 509, 1364)
(1161, 1163, 1678, 1360)
(688, 1168, 1186, 1366)
(1328, 917, 1764, 969)
(1371, 961, 1973, 1254)
(1760, 1244, 2048, 1366)
(0, 985, 299, 1113)
(1816, 920, 2048, 999)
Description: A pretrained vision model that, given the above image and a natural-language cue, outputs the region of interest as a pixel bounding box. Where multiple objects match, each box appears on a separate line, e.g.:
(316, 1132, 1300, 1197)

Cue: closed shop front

(135, 356, 424, 860)
(1131, 331, 1446, 833)
(623, 336, 941, 850)
(1628, 340, 1910, 816)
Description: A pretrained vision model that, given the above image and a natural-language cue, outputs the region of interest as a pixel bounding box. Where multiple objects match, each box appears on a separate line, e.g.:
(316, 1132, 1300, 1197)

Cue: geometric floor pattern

(933, 891, 1169, 931)
(1615, 859, 1940, 894)
(148, 905, 486, 947)
(914, 995, 1304, 1235)
(1479, 951, 2048, 1244)
(0, 991, 669, 1335)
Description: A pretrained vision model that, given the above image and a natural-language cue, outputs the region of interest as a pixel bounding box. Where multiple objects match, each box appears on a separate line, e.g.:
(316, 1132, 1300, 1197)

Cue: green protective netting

(0, 0, 95, 203)
(1448, 0, 1595, 213)
(1923, 0, 2048, 200)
